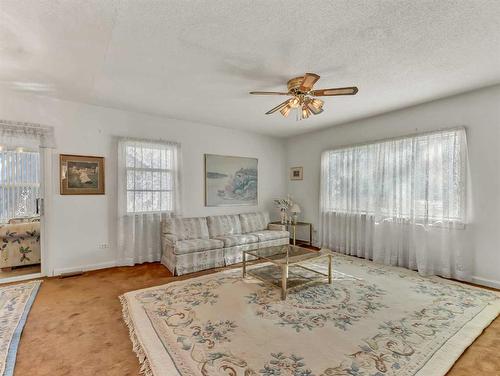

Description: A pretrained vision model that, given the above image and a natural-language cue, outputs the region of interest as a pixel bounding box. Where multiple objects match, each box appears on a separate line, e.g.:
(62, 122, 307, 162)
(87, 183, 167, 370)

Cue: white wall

(1, 85, 498, 286)
(286, 85, 500, 288)
(0, 90, 287, 274)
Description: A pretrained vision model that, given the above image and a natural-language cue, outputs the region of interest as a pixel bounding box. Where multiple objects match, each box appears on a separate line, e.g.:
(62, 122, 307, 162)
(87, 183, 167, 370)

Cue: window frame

(123, 142, 176, 215)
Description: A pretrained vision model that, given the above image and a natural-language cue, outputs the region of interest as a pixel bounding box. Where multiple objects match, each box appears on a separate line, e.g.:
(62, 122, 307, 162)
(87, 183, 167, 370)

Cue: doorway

(0, 146, 45, 282)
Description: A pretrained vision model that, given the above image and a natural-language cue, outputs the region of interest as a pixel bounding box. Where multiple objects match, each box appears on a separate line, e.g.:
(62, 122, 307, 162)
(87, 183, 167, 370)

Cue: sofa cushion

(207, 215, 242, 238)
(174, 238, 224, 255)
(162, 217, 209, 240)
(239, 212, 270, 233)
(250, 230, 289, 242)
(215, 234, 259, 248)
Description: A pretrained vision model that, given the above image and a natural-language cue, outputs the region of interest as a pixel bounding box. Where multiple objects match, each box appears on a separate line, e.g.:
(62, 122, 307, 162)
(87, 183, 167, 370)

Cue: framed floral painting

(60, 154, 105, 195)
(205, 154, 257, 206)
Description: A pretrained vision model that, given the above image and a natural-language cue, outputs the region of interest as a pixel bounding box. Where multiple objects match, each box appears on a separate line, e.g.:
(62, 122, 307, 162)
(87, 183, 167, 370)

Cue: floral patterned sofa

(0, 218, 41, 270)
(161, 212, 289, 275)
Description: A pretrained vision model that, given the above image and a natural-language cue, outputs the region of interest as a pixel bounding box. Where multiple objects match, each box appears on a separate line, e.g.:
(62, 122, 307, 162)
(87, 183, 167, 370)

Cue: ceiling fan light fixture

(306, 101, 322, 115)
(290, 97, 300, 108)
(280, 105, 292, 117)
(311, 98, 324, 109)
(301, 106, 311, 119)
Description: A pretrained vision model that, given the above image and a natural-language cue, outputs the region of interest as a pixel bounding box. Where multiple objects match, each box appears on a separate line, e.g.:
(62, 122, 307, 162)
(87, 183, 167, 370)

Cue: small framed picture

(290, 166, 303, 180)
(60, 154, 105, 195)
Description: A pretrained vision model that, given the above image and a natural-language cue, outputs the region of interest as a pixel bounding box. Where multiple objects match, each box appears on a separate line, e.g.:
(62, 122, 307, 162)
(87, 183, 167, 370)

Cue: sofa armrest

(162, 234, 178, 247)
(161, 234, 178, 259)
(268, 223, 286, 231)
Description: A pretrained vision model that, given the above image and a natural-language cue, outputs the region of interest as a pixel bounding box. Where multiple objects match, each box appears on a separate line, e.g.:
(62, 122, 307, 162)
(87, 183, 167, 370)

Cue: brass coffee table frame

(242, 246, 333, 300)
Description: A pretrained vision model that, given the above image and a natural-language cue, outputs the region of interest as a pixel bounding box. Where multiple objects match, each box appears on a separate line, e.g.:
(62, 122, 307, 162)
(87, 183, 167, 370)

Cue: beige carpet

(121, 252, 500, 376)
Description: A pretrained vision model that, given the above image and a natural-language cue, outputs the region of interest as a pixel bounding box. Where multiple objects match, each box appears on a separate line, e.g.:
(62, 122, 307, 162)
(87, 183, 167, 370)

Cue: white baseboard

(471, 275, 500, 290)
(52, 261, 117, 276)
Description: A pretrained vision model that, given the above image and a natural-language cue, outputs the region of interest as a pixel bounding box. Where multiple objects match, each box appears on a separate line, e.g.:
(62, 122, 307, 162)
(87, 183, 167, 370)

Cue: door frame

(39, 147, 53, 277)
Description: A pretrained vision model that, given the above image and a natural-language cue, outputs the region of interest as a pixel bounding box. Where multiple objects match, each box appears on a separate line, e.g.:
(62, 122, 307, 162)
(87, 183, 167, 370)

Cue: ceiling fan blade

(265, 99, 292, 115)
(249, 91, 290, 95)
(299, 73, 320, 92)
(311, 86, 358, 96)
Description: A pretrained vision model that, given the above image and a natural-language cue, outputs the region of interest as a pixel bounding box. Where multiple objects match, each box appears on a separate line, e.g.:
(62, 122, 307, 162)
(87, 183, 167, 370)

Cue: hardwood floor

(13, 263, 500, 376)
(0, 264, 40, 279)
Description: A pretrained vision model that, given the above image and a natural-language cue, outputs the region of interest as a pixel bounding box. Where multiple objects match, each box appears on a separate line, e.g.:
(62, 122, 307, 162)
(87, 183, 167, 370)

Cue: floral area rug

(120, 252, 499, 376)
(0, 280, 41, 376)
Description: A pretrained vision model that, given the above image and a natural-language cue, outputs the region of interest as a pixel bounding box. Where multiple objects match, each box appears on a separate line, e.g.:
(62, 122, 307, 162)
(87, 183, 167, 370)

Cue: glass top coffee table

(242, 245, 333, 300)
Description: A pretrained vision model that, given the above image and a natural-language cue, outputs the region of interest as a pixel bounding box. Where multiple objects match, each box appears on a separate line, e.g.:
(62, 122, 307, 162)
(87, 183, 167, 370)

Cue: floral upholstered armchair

(0, 219, 41, 270)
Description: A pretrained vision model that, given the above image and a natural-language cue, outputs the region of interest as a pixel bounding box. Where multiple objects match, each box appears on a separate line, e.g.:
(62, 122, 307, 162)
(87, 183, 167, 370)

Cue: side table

(270, 221, 313, 246)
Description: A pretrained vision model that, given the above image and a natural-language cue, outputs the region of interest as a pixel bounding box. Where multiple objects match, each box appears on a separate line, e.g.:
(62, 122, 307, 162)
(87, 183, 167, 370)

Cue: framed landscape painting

(205, 154, 258, 206)
(60, 154, 105, 195)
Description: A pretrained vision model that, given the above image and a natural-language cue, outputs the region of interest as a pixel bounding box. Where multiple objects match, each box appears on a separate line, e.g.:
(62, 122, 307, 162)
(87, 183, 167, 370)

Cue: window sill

(125, 210, 174, 216)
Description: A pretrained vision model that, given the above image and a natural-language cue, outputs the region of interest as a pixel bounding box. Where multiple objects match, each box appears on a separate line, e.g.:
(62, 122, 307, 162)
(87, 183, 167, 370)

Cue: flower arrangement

(274, 195, 294, 224)
(273, 197, 293, 210)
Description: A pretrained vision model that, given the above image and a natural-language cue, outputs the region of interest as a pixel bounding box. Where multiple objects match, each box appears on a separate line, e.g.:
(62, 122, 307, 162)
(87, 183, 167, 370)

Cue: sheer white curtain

(319, 128, 470, 281)
(117, 138, 181, 265)
(0, 120, 55, 223)
(0, 150, 40, 222)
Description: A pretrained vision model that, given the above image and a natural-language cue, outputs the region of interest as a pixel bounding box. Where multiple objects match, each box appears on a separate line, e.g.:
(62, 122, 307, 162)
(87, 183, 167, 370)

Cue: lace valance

(0, 119, 56, 149)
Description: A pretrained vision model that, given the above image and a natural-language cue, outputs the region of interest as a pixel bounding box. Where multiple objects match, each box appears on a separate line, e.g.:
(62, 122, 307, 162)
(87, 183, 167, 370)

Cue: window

(124, 141, 176, 213)
(0, 150, 40, 223)
(321, 128, 467, 222)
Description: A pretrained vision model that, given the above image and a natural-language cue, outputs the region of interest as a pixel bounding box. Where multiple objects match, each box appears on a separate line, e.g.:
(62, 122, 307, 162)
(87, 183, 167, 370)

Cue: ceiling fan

(249, 73, 358, 120)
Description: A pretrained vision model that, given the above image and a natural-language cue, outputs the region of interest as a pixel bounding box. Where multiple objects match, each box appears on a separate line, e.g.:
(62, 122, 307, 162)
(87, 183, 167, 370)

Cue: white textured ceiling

(1, 0, 499, 137)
